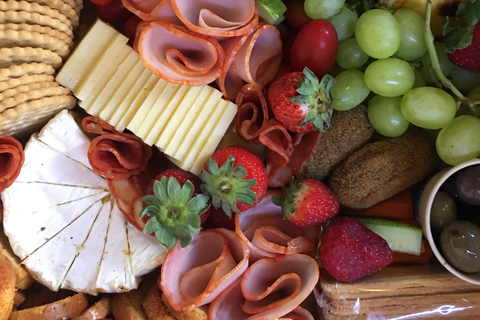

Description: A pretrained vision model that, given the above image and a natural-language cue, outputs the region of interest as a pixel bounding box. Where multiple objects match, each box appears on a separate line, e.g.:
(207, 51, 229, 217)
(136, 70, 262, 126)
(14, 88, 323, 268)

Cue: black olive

(455, 165, 480, 206)
(440, 220, 480, 273)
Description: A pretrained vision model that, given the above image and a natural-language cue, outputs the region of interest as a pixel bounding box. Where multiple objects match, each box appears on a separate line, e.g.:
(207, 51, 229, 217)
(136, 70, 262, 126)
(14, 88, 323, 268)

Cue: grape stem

(424, 0, 479, 117)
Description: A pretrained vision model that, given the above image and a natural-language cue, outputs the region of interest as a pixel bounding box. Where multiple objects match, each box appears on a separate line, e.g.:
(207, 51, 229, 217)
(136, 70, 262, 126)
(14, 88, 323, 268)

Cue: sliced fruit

(255, 0, 287, 25)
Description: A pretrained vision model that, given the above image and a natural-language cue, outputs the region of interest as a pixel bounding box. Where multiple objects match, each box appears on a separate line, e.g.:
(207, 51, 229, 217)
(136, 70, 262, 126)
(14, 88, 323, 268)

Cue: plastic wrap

(314, 261, 480, 319)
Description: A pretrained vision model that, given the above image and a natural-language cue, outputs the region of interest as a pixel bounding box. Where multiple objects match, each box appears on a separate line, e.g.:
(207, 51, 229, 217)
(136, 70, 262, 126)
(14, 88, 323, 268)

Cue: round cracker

(0, 1, 71, 24)
(0, 94, 77, 137)
(0, 80, 58, 100)
(0, 10, 73, 37)
(0, 74, 55, 92)
(0, 47, 62, 69)
(0, 23, 74, 49)
(0, 29, 71, 58)
(22, 0, 79, 26)
(0, 62, 55, 82)
(0, 85, 71, 112)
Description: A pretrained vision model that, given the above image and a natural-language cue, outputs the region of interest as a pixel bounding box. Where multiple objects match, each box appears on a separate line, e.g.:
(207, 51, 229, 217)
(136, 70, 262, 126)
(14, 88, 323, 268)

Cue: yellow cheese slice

(164, 85, 217, 157)
(190, 101, 238, 174)
(172, 99, 228, 172)
(115, 74, 159, 132)
(56, 19, 118, 91)
(173, 89, 223, 162)
(155, 85, 204, 150)
(83, 50, 139, 117)
(135, 82, 181, 143)
(74, 33, 129, 101)
(126, 79, 169, 136)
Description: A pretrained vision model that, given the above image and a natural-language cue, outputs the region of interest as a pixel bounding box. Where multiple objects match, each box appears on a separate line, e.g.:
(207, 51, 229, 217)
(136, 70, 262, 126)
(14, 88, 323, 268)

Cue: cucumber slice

(355, 217, 423, 255)
(255, 0, 287, 25)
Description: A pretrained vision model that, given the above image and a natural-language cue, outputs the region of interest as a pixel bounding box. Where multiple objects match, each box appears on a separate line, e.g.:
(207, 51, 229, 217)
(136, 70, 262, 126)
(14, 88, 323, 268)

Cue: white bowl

(418, 158, 480, 285)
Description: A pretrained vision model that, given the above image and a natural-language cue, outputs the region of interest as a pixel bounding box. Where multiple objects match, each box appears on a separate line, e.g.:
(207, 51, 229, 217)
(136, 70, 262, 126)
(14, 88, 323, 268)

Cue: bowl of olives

(418, 158, 480, 285)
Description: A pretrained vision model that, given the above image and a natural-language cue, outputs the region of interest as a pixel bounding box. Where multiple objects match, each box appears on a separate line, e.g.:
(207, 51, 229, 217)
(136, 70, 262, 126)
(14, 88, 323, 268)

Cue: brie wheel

(2, 110, 167, 294)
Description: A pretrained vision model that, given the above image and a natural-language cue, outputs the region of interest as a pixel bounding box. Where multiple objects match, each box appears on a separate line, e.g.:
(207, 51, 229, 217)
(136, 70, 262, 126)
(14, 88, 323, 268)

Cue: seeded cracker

(22, 0, 79, 26)
(0, 23, 74, 49)
(0, 94, 76, 137)
(0, 81, 59, 101)
(0, 29, 70, 58)
(0, 62, 55, 82)
(0, 11, 73, 37)
(0, 74, 54, 92)
(0, 47, 62, 69)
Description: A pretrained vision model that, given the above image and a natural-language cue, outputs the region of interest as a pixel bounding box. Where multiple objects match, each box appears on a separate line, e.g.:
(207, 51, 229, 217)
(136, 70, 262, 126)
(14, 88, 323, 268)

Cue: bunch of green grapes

(326, 4, 480, 166)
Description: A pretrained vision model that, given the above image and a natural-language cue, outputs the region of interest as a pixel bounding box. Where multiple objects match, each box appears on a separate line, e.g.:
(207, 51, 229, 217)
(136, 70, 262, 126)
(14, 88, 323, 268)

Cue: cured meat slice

(0, 135, 23, 193)
(121, 0, 181, 24)
(82, 116, 153, 180)
(233, 84, 269, 141)
(208, 254, 318, 320)
(235, 193, 317, 261)
(137, 21, 225, 86)
(161, 228, 249, 311)
(171, 0, 258, 37)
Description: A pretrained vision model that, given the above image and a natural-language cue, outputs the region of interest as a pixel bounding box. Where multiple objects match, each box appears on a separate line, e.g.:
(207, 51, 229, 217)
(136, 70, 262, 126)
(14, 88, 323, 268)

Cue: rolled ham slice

(208, 254, 319, 320)
(235, 192, 317, 262)
(121, 0, 181, 24)
(0, 136, 24, 193)
(82, 117, 153, 180)
(137, 21, 225, 86)
(161, 228, 250, 312)
(171, 0, 258, 37)
(233, 84, 269, 141)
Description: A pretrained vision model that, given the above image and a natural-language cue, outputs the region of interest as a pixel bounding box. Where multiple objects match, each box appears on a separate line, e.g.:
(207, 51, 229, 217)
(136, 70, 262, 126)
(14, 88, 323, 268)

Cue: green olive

(440, 220, 480, 273)
(430, 191, 457, 230)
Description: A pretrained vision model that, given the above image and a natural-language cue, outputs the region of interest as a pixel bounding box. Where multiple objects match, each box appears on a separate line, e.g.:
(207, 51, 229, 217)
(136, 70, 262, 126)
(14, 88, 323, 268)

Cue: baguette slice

(73, 297, 112, 320)
(0, 253, 16, 320)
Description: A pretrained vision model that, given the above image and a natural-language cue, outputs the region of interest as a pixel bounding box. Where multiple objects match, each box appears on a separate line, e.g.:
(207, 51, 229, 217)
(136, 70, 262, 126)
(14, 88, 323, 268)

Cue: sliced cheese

(56, 19, 118, 91)
(155, 85, 204, 150)
(74, 33, 129, 101)
(85, 50, 140, 117)
(136, 82, 181, 143)
(172, 88, 222, 162)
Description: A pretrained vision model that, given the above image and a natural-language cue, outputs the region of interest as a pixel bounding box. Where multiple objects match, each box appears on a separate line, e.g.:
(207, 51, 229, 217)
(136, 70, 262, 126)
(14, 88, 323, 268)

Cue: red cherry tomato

(124, 15, 142, 44)
(89, 0, 112, 6)
(284, 0, 312, 31)
(95, 0, 133, 24)
(290, 19, 338, 78)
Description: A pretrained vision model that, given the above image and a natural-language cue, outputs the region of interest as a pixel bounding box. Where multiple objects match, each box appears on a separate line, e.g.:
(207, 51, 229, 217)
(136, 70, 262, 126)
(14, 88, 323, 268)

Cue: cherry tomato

(95, 0, 133, 24)
(89, 0, 113, 6)
(124, 15, 142, 45)
(284, 0, 312, 30)
(290, 19, 338, 78)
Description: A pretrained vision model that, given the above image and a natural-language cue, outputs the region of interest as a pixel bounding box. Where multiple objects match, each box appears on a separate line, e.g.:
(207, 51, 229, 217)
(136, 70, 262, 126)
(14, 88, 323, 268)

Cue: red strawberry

(200, 146, 268, 217)
(273, 178, 339, 227)
(140, 169, 211, 248)
(144, 169, 210, 224)
(444, 1, 480, 73)
(267, 67, 334, 133)
(319, 217, 393, 282)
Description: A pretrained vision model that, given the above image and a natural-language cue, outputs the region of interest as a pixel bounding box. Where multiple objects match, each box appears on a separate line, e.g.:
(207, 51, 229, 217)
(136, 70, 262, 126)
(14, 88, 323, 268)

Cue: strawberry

(267, 67, 334, 133)
(444, 1, 480, 73)
(273, 178, 339, 227)
(200, 146, 268, 217)
(319, 217, 393, 282)
(140, 169, 210, 248)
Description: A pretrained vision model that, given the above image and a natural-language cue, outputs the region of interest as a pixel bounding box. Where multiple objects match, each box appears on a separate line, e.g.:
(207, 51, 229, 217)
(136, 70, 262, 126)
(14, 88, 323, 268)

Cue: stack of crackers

(0, 0, 82, 137)
(319, 263, 480, 319)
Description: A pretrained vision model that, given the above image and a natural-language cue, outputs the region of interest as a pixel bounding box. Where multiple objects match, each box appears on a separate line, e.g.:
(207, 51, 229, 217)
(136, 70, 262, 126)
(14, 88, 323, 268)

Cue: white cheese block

(2, 111, 167, 295)
(56, 19, 118, 91)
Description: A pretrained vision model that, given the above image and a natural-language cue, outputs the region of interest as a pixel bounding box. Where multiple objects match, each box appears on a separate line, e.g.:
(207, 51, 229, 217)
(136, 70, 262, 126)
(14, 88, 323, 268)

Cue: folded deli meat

(1, 110, 167, 294)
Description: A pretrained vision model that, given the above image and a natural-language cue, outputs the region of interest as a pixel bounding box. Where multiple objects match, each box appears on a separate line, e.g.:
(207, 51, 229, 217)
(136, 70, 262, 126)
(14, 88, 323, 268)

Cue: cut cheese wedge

(2, 110, 167, 295)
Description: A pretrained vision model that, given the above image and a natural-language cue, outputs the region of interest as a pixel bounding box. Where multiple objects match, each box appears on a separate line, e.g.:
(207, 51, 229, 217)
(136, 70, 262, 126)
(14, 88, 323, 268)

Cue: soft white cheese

(2, 111, 167, 295)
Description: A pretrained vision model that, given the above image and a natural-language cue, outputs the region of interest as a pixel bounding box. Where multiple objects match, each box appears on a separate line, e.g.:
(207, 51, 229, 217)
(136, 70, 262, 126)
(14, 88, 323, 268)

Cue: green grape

(355, 9, 400, 59)
(401, 87, 456, 129)
(328, 4, 358, 42)
(393, 8, 427, 61)
(450, 65, 480, 95)
(413, 69, 426, 88)
(331, 69, 370, 111)
(364, 58, 415, 97)
(304, 0, 345, 20)
(336, 38, 369, 69)
(436, 115, 480, 165)
(367, 95, 409, 137)
(418, 42, 454, 83)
